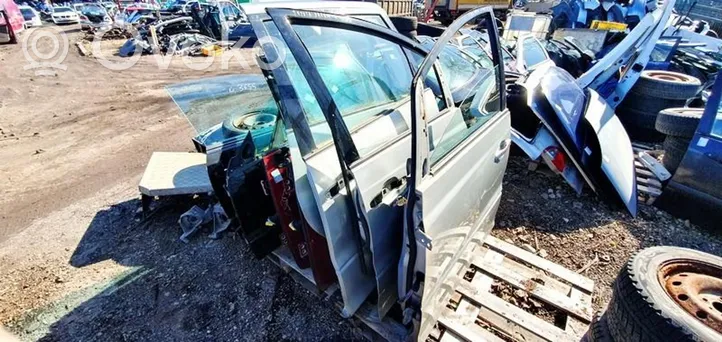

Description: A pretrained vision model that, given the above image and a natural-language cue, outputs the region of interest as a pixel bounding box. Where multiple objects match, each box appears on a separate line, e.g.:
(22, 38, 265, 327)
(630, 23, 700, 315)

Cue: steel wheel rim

(646, 71, 692, 83)
(658, 260, 722, 333)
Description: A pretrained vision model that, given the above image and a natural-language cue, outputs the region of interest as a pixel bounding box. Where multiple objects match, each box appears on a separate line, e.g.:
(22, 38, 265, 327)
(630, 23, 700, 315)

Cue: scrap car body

(164, 1, 681, 339)
(508, 0, 676, 216)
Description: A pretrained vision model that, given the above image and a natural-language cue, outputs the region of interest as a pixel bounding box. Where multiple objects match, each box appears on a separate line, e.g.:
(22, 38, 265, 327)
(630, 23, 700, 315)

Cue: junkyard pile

(2, 152, 720, 341)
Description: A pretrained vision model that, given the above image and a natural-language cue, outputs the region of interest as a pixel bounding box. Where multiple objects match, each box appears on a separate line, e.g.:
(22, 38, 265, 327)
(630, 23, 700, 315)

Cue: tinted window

(540, 67, 585, 140)
(20, 8, 34, 20)
(55, 8, 73, 13)
(406, 49, 448, 112)
(262, 21, 422, 155)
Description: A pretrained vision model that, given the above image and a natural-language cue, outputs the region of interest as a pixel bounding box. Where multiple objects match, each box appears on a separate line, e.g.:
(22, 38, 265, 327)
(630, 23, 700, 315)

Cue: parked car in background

(114, 6, 154, 27)
(0, 0, 25, 44)
(101, 1, 119, 17)
(71, 3, 85, 13)
(19, 5, 42, 28)
(51, 6, 80, 25)
(79, 4, 112, 31)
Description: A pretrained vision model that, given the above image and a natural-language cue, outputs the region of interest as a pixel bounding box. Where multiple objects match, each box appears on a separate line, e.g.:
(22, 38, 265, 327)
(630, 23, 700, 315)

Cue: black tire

(631, 70, 701, 100)
(389, 16, 418, 32)
(662, 136, 689, 173)
(655, 108, 703, 138)
(620, 94, 686, 116)
(617, 107, 666, 142)
(582, 311, 614, 342)
(607, 247, 722, 342)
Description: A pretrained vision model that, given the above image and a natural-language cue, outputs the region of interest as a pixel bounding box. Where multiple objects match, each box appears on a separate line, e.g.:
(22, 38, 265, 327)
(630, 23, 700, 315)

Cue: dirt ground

(1, 25, 721, 342)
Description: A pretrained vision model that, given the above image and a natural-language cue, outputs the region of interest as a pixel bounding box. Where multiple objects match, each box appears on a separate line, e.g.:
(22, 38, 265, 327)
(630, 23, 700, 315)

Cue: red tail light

(543, 146, 567, 173)
(80, 15, 88, 21)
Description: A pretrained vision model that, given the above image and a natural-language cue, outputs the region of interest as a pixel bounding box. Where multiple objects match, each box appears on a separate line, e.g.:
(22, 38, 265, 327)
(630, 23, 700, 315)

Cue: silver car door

(399, 7, 511, 340)
(258, 8, 453, 317)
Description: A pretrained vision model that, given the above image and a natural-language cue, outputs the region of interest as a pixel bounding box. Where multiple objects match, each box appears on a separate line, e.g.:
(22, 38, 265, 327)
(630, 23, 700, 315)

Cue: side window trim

(250, 15, 316, 155)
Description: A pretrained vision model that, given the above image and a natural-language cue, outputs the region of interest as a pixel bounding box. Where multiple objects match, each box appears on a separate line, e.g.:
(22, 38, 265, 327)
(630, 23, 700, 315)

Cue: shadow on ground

(26, 197, 358, 341)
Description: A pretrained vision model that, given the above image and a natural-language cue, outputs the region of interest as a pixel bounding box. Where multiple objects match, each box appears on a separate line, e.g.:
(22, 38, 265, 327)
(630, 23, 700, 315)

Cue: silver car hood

(584, 90, 638, 215)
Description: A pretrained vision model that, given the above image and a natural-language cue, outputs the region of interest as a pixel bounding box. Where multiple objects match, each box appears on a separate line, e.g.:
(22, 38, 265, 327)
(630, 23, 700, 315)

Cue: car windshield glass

(82, 6, 105, 16)
(126, 8, 152, 15)
(55, 8, 73, 13)
(20, 8, 34, 19)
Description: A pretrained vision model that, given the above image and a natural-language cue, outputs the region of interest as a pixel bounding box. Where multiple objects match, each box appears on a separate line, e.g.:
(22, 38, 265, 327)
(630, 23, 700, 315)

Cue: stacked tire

(655, 108, 704, 174)
(584, 247, 722, 342)
(617, 71, 701, 143)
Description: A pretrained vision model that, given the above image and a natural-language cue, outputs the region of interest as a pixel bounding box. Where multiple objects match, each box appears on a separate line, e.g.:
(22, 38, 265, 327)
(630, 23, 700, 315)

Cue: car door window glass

(220, 3, 239, 19)
(520, 37, 547, 69)
(419, 40, 478, 93)
(292, 24, 413, 125)
(354, 14, 388, 27)
(429, 64, 501, 166)
(712, 100, 722, 139)
(406, 49, 447, 112)
(263, 21, 428, 156)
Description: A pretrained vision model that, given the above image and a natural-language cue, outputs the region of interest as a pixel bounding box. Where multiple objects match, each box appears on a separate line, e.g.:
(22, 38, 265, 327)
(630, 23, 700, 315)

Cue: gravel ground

(1, 186, 360, 342)
(493, 156, 722, 310)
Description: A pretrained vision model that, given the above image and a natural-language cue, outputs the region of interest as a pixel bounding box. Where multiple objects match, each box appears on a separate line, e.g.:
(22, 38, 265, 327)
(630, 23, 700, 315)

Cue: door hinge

(415, 229, 432, 250)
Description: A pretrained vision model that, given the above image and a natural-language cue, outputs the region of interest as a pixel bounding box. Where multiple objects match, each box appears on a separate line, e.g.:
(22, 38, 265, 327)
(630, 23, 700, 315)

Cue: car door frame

(403, 6, 509, 339)
(251, 7, 454, 317)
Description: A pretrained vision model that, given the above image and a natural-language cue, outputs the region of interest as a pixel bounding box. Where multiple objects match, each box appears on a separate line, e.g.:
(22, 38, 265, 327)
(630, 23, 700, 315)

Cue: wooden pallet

(431, 235, 595, 342)
(632, 143, 668, 204)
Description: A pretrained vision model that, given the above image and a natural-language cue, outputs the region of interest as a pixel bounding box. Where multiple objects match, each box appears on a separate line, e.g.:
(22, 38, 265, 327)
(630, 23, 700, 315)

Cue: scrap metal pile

(116, 1, 252, 57)
(138, 1, 722, 340)
(551, 0, 656, 29)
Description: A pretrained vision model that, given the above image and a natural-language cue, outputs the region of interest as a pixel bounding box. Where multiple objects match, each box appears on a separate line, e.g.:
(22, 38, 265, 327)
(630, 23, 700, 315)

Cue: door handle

(370, 177, 405, 209)
(494, 139, 511, 163)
